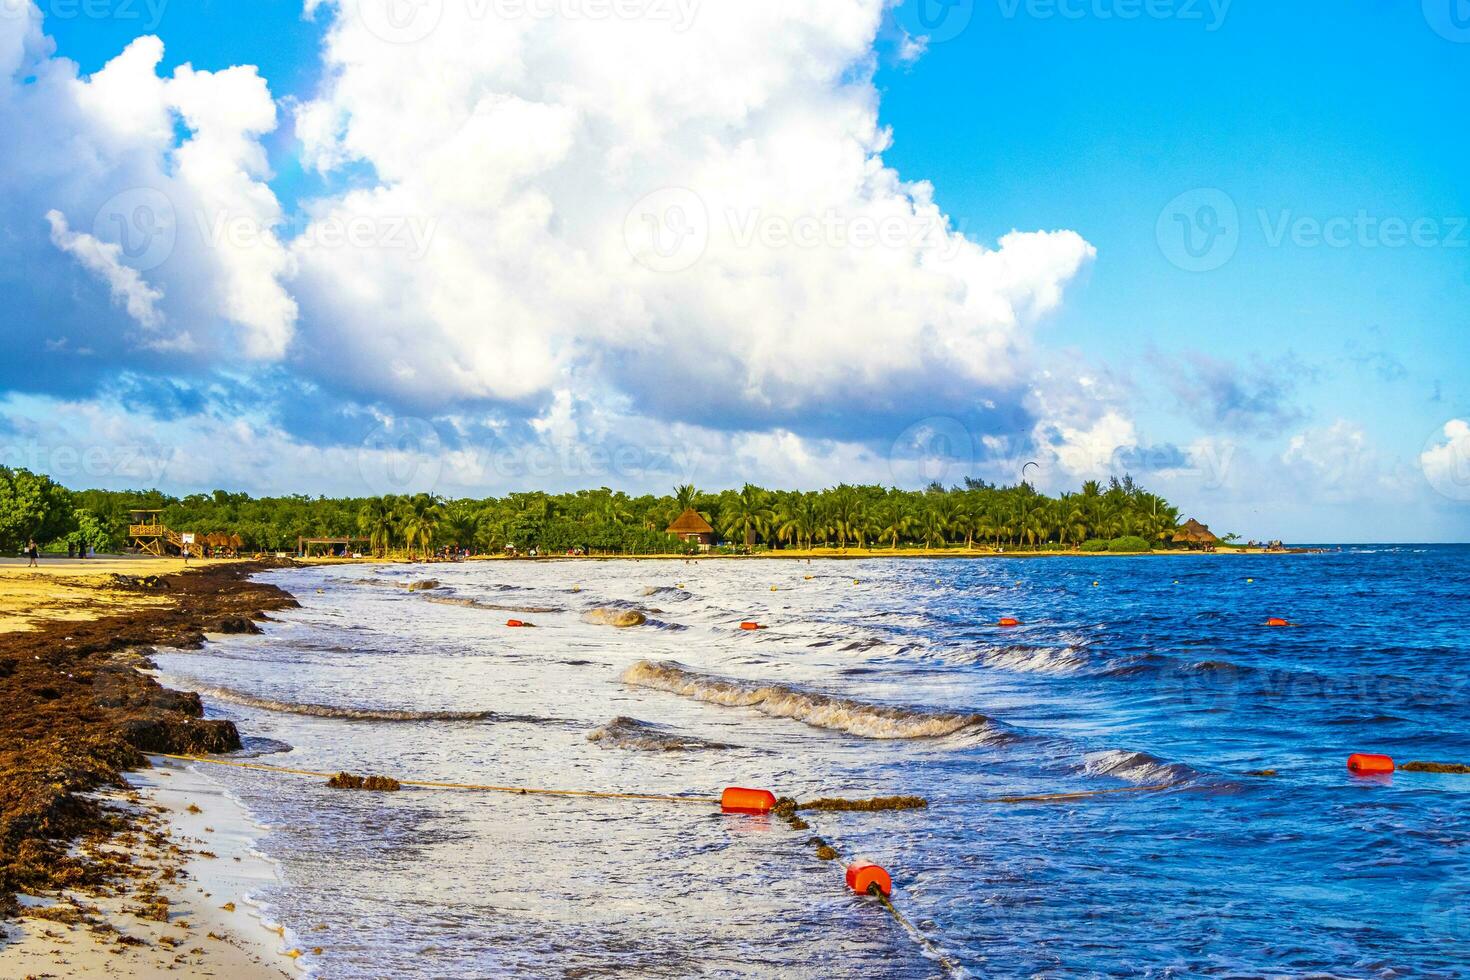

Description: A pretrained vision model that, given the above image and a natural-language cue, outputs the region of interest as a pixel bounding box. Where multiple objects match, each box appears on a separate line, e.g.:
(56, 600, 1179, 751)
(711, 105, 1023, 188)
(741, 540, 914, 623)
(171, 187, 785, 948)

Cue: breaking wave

(189, 683, 523, 723)
(620, 660, 1009, 741)
(425, 597, 565, 614)
(974, 644, 1095, 675)
(586, 716, 733, 751)
(1081, 749, 1200, 785)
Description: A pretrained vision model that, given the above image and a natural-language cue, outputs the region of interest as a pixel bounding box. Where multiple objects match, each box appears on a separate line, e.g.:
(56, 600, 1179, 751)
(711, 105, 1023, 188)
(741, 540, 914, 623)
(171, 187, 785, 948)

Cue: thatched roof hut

(667, 507, 716, 547)
(1172, 518, 1219, 549)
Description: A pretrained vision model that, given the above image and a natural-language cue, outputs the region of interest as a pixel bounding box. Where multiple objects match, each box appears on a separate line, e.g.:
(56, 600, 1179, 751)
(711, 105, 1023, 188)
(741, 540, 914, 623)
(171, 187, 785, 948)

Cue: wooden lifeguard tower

(129, 509, 183, 556)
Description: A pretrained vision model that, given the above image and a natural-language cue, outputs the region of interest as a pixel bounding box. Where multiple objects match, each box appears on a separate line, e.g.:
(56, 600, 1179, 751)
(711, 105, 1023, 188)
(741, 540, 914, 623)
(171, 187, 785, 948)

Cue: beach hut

(1171, 518, 1219, 550)
(666, 508, 717, 549)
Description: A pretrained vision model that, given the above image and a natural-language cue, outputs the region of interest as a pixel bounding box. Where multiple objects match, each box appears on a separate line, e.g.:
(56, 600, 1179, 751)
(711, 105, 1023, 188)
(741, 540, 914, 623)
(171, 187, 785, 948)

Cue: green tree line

(2, 468, 1192, 556)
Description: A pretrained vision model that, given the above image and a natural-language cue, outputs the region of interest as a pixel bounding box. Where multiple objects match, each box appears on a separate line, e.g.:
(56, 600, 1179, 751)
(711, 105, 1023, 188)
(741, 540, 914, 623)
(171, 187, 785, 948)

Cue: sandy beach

(0, 557, 301, 980)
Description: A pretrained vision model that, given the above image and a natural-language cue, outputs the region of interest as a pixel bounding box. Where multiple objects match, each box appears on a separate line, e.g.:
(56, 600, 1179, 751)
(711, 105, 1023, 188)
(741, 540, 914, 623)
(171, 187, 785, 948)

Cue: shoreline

(1, 758, 295, 978)
(0, 559, 302, 978)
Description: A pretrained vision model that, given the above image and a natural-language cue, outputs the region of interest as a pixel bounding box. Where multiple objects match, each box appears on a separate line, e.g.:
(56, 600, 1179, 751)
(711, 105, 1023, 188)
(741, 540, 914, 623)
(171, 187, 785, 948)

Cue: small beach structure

(1171, 518, 1219, 550)
(298, 536, 370, 558)
(666, 508, 716, 549)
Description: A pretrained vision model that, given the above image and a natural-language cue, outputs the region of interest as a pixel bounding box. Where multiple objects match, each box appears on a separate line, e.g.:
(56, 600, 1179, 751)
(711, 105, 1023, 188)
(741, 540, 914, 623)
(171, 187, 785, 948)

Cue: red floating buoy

(1265, 617, 1290, 627)
(506, 619, 526, 628)
(1348, 753, 1394, 775)
(720, 786, 776, 814)
(998, 617, 1020, 627)
(845, 861, 892, 897)
(739, 621, 762, 631)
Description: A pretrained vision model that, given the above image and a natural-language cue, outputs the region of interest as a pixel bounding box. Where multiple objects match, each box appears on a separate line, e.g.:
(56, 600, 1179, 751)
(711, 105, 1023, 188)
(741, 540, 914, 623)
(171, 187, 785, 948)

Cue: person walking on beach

(26, 538, 39, 567)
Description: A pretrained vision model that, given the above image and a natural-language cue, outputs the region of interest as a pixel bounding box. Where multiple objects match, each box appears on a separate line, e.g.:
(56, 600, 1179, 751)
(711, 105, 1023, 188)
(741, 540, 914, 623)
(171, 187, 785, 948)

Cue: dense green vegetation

(1, 467, 1195, 556)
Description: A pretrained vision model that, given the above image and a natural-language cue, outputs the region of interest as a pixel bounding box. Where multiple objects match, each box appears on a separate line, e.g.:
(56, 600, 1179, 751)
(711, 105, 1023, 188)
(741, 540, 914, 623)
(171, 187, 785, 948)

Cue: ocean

(151, 547, 1470, 977)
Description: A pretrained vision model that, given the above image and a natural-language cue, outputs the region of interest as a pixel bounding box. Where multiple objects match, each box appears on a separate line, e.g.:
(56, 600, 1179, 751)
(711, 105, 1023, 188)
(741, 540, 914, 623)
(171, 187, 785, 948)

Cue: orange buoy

(506, 619, 524, 628)
(845, 861, 892, 897)
(1348, 753, 1394, 775)
(1265, 617, 1290, 627)
(998, 617, 1020, 627)
(739, 621, 762, 631)
(720, 787, 777, 814)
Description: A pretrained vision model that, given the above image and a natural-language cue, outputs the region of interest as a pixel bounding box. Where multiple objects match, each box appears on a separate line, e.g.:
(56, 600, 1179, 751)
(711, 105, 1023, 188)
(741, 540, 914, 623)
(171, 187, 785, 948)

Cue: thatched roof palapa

(666, 507, 715, 536)
(1172, 518, 1219, 546)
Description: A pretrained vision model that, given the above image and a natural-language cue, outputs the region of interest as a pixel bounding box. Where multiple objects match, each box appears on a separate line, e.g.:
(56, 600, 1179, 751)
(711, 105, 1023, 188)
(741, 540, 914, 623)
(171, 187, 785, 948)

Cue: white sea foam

(620, 660, 1005, 740)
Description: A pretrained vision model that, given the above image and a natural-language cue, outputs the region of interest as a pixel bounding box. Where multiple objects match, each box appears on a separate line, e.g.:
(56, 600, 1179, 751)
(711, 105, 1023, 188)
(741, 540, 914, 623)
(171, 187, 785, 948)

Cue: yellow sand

(0, 557, 228, 633)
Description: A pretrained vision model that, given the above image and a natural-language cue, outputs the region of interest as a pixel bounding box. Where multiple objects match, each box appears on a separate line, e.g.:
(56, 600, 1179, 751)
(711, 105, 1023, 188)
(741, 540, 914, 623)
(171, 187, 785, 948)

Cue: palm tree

(874, 496, 911, 550)
(721, 484, 771, 548)
(398, 493, 443, 559)
(827, 485, 865, 552)
(673, 484, 698, 511)
(774, 493, 824, 551)
(917, 503, 949, 549)
(357, 497, 396, 557)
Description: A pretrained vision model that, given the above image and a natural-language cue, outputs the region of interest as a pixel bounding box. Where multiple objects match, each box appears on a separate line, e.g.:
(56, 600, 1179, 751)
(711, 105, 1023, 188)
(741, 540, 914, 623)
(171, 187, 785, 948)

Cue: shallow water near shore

(153, 547, 1470, 977)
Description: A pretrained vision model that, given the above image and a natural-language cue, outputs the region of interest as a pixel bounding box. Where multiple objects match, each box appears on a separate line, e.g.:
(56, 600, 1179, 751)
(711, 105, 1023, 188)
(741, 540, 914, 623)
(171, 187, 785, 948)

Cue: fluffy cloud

(1421, 419, 1470, 502)
(45, 210, 165, 329)
(0, 11, 294, 374)
(286, 0, 1095, 425)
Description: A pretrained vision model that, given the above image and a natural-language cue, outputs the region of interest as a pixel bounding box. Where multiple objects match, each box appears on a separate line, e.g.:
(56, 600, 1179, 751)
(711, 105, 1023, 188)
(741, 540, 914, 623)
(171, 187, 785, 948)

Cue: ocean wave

(620, 660, 1009, 741)
(425, 597, 565, 614)
(586, 716, 733, 751)
(583, 607, 649, 628)
(975, 645, 1095, 675)
(188, 683, 526, 723)
(1081, 749, 1199, 785)
(236, 736, 294, 758)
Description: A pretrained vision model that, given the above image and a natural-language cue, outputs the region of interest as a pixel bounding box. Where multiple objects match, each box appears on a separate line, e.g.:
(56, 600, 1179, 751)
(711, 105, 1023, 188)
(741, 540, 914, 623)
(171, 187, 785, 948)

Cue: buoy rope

(870, 883, 968, 978)
(151, 753, 719, 805)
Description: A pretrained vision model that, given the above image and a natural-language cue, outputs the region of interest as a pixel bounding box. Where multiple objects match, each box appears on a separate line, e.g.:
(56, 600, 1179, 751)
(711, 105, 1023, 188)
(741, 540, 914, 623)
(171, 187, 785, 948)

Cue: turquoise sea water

(154, 547, 1469, 977)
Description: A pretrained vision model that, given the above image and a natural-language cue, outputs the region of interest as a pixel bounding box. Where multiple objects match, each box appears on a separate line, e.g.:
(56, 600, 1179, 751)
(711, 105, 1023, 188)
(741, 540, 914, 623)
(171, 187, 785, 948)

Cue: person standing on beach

(26, 538, 39, 567)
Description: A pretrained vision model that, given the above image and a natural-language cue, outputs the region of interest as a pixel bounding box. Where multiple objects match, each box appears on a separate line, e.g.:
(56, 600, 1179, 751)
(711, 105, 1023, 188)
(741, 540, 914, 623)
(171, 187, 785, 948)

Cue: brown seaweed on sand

(326, 772, 403, 792)
(0, 560, 298, 917)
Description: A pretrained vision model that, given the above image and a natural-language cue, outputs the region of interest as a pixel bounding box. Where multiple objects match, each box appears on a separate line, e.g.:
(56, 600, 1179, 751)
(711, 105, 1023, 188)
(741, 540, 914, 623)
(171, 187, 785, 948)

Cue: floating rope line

(152, 753, 720, 805)
(869, 883, 969, 979)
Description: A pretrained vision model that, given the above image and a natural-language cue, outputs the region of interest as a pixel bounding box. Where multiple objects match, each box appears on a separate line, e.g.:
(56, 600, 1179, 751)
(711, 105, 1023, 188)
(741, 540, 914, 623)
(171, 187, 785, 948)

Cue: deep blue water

(160, 547, 1469, 978)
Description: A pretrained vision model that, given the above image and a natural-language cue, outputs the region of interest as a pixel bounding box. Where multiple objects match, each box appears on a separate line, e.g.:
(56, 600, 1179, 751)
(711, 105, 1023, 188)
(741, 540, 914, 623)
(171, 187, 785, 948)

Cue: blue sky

(4, 0, 1469, 540)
